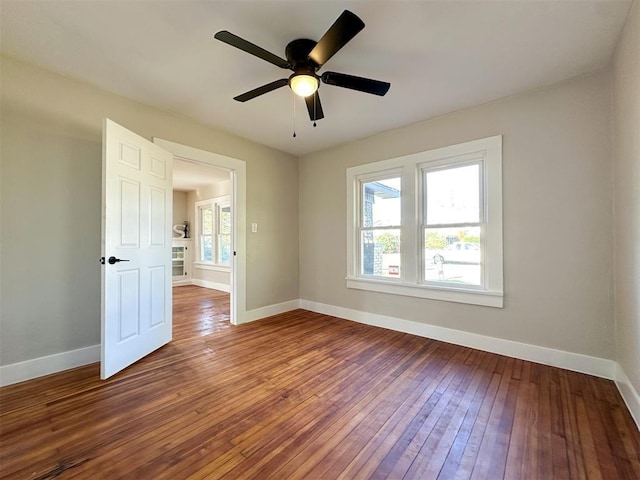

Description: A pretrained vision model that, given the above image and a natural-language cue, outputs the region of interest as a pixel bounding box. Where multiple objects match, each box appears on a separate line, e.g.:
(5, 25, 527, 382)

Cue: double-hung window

(347, 135, 503, 307)
(195, 195, 231, 268)
(358, 174, 402, 278)
(422, 160, 482, 287)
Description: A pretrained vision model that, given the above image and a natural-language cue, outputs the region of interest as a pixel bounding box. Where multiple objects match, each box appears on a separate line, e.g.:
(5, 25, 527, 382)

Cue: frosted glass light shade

(290, 74, 319, 97)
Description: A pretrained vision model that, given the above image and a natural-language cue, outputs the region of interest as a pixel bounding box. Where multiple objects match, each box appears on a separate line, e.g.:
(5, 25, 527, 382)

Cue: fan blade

(321, 71, 390, 96)
(233, 79, 288, 102)
(304, 91, 324, 121)
(214, 31, 290, 69)
(308, 10, 365, 67)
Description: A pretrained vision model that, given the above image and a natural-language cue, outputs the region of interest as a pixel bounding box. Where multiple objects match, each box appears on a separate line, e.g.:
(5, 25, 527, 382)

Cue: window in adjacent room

(196, 196, 231, 268)
(217, 203, 231, 265)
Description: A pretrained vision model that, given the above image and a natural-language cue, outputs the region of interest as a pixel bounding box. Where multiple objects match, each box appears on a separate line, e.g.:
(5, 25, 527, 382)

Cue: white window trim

(346, 135, 503, 308)
(195, 195, 231, 271)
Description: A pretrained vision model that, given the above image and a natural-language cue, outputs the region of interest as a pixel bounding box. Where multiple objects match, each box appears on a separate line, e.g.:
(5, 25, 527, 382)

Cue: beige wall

(299, 69, 615, 359)
(172, 191, 188, 229)
(613, 1, 640, 395)
(0, 56, 299, 366)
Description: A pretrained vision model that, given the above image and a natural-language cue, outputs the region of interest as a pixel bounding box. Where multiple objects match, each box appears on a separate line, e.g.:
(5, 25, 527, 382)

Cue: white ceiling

(173, 158, 230, 192)
(0, 1, 632, 156)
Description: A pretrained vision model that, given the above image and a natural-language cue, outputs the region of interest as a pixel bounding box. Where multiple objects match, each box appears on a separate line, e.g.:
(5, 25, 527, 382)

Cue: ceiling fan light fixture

(289, 74, 318, 97)
(215, 10, 390, 123)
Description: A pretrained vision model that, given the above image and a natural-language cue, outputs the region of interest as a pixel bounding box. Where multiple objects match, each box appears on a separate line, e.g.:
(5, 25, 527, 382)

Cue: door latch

(108, 256, 129, 265)
(100, 256, 130, 265)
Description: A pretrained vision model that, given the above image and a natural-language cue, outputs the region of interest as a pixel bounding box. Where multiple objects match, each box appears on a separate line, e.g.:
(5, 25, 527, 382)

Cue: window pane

(361, 229, 400, 277)
(201, 235, 213, 262)
(219, 205, 231, 235)
(362, 177, 401, 227)
(218, 234, 231, 265)
(201, 207, 213, 235)
(424, 226, 481, 285)
(425, 164, 480, 225)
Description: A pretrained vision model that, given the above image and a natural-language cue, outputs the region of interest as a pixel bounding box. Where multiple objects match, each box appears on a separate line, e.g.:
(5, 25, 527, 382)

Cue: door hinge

(100, 257, 105, 265)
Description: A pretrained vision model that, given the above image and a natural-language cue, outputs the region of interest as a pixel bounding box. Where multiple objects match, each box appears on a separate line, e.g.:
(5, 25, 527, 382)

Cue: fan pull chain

(313, 93, 317, 127)
(292, 90, 297, 138)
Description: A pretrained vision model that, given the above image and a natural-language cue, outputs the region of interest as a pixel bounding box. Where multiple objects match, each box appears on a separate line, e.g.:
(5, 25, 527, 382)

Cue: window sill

(194, 262, 230, 273)
(346, 277, 503, 308)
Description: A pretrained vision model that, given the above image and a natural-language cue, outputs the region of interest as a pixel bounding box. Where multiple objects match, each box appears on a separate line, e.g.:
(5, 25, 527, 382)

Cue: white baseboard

(614, 364, 640, 430)
(0, 344, 99, 387)
(190, 279, 231, 293)
(299, 299, 616, 380)
(243, 299, 300, 324)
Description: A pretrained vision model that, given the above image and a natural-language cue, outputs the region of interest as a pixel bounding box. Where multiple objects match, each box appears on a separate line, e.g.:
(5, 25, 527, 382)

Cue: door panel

(118, 269, 140, 341)
(101, 118, 173, 379)
(149, 266, 167, 328)
(119, 179, 141, 247)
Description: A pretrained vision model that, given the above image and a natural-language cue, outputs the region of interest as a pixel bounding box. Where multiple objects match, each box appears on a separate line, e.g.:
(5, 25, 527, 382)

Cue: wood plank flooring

(1, 285, 639, 479)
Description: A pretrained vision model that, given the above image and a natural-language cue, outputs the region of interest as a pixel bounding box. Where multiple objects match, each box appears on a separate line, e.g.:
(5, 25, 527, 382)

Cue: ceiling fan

(214, 10, 390, 123)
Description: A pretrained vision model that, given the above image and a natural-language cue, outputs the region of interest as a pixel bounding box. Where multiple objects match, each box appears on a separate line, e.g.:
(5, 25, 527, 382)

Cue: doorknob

(108, 256, 130, 265)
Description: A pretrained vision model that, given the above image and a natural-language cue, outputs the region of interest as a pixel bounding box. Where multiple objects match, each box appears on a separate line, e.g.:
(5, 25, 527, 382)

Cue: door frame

(154, 138, 247, 325)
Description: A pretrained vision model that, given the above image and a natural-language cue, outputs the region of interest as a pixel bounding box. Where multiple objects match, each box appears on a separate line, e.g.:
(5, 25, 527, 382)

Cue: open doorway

(172, 158, 233, 323)
(172, 159, 232, 288)
(155, 138, 247, 326)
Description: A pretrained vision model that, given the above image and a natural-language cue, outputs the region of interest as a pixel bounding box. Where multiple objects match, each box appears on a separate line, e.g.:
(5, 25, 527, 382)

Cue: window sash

(420, 159, 485, 288)
(359, 176, 402, 229)
(422, 225, 483, 288)
(200, 233, 213, 262)
(218, 204, 231, 235)
(217, 233, 231, 265)
(357, 173, 402, 279)
(422, 159, 483, 227)
(200, 206, 214, 235)
(359, 228, 401, 278)
(198, 205, 214, 262)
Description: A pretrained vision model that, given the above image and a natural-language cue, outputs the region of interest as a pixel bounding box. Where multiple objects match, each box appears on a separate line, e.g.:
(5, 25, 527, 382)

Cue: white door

(101, 118, 173, 379)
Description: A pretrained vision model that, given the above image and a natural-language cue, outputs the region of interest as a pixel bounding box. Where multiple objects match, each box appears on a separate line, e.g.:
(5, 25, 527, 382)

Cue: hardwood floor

(1, 285, 639, 479)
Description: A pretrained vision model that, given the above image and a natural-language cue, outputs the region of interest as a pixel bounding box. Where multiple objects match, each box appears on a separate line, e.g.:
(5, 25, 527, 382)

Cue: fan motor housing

(285, 39, 319, 72)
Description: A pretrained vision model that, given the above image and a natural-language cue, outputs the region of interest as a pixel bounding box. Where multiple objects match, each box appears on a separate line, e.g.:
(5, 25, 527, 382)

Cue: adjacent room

(1, 1, 638, 478)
